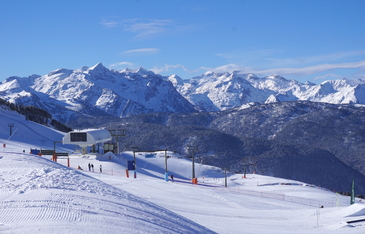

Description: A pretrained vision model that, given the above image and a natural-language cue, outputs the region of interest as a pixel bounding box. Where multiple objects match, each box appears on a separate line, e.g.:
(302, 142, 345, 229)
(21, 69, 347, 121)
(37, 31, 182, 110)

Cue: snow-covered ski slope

(1, 107, 365, 233)
(0, 106, 73, 153)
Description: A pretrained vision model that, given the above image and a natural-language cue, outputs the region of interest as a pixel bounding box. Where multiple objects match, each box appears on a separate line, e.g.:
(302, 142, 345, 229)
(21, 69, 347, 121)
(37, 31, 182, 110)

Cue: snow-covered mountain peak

(203, 71, 215, 76)
(120, 68, 134, 73)
(304, 81, 316, 86)
(168, 74, 182, 80)
(4, 76, 21, 83)
(267, 74, 286, 80)
(1, 75, 37, 93)
(86, 63, 110, 75)
(1, 77, 23, 90)
(80, 66, 90, 72)
(167, 74, 185, 86)
(47, 68, 73, 77)
(136, 67, 155, 77)
(0, 63, 197, 121)
(89, 62, 105, 70)
(28, 74, 41, 80)
(238, 73, 258, 79)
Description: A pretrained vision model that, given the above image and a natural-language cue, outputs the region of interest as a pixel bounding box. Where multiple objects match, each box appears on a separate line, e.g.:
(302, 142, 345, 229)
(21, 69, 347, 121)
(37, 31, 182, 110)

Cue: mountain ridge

(0, 63, 196, 123)
(2, 63, 365, 124)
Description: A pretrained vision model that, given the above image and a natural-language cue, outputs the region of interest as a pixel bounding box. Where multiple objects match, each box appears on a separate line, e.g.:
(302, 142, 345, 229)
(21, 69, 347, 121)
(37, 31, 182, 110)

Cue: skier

(88, 163, 91, 171)
(100, 165, 102, 173)
(91, 164, 94, 172)
(171, 174, 174, 182)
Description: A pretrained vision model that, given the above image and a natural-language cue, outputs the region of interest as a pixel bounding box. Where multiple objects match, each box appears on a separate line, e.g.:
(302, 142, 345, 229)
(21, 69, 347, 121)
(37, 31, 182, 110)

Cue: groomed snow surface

(1, 109, 365, 233)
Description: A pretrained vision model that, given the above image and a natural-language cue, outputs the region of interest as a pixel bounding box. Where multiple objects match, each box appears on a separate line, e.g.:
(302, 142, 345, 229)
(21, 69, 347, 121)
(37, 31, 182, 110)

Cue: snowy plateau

(2, 63, 365, 124)
(1, 101, 365, 234)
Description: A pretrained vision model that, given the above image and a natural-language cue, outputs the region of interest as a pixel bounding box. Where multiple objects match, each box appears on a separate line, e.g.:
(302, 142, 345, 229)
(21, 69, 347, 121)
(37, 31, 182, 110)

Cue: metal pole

(132, 147, 138, 178)
(54, 141, 62, 154)
(222, 167, 229, 187)
(224, 170, 227, 187)
(119, 129, 125, 154)
(188, 145, 198, 184)
(133, 150, 136, 178)
(109, 129, 126, 155)
(116, 135, 119, 154)
(192, 150, 195, 179)
(8, 123, 14, 136)
(164, 149, 169, 182)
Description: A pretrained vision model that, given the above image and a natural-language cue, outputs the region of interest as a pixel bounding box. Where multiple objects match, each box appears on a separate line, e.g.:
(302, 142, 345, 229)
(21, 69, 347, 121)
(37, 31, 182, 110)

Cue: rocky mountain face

(168, 72, 365, 111)
(0, 63, 196, 123)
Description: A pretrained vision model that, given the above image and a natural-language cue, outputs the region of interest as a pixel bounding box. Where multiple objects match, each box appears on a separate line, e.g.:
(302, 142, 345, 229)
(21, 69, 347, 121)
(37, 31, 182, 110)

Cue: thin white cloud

(101, 17, 197, 39)
(313, 73, 344, 80)
(150, 60, 365, 80)
(100, 20, 119, 28)
(123, 19, 174, 38)
(109, 62, 134, 68)
(216, 49, 281, 60)
(250, 60, 365, 77)
(267, 51, 365, 67)
(185, 60, 365, 78)
(217, 49, 365, 72)
(198, 64, 243, 73)
(151, 64, 190, 74)
(121, 48, 159, 55)
(152, 64, 249, 77)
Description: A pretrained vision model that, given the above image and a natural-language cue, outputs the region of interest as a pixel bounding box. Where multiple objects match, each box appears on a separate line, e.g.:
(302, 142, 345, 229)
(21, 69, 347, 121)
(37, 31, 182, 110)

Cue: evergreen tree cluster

(0, 98, 72, 132)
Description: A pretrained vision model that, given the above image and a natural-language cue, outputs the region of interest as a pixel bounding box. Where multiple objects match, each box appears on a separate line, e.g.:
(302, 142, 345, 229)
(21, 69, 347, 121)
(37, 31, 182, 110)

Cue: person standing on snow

(91, 164, 94, 172)
(171, 174, 174, 182)
(88, 163, 91, 171)
(100, 165, 102, 173)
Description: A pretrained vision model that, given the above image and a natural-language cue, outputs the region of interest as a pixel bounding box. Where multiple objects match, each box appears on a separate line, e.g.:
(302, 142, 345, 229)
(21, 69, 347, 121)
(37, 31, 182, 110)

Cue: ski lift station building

(62, 129, 112, 154)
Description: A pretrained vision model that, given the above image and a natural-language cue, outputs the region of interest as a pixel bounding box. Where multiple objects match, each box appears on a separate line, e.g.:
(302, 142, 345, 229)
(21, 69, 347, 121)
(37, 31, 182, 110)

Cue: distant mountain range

(0, 63, 195, 123)
(168, 71, 365, 111)
(2, 63, 365, 124)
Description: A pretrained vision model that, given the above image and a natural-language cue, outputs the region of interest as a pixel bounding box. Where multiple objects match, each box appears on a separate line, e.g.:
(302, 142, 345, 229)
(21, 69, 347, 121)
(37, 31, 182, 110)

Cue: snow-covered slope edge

(0, 153, 215, 234)
(0, 105, 72, 152)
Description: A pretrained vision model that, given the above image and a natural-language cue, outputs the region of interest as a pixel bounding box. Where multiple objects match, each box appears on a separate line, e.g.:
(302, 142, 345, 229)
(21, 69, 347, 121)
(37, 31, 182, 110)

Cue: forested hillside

(0, 98, 72, 132)
(92, 101, 365, 195)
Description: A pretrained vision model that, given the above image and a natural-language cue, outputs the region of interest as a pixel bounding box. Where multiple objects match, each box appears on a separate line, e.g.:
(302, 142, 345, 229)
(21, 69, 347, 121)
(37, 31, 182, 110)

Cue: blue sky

(1, 0, 364, 83)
